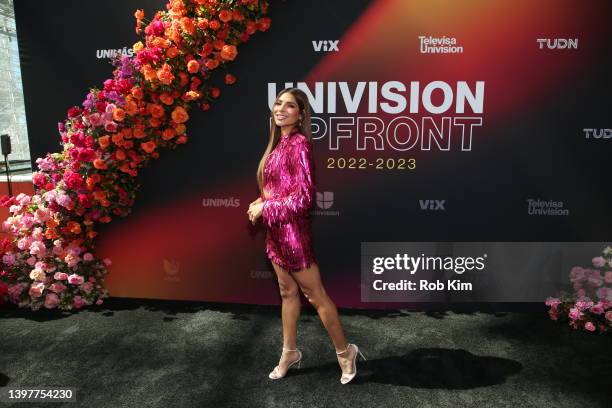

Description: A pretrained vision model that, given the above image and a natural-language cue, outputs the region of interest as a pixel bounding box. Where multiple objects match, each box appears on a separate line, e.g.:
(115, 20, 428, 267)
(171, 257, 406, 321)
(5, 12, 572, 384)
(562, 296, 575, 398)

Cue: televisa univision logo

(419, 36, 463, 54)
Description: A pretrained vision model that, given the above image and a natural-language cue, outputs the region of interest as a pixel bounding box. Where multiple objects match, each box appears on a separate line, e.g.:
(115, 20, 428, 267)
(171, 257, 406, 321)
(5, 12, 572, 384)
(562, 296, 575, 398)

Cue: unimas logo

(419, 199, 446, 211)
(96, 47, 135, 59)
(202, 197, 240, 207)
(419, 36, 463, 54)
(312, 40, 340, 52)
(536, 38, 578, 50)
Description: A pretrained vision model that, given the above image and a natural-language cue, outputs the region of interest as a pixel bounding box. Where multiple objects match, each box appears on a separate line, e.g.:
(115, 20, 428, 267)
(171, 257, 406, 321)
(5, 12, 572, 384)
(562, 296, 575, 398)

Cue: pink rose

(545, 297, 561, 308)
(44, 293, 60, 309)
(50, 282, 67, 293)
(605, 311, 612, 322)
(577, 289, 586, 298)
(568, 307, 582, 320)
(73, 295, 86, 309)
(2, 253, 16, 266)
(83, 253, 94, 261)
(592, 256, 606, 268)
(79, 282, 93, 294)
(28, 282, 45, 298)
(584, 322, 596, 332)
(604, 271, 612, 284)
(67, 273, 84, 285)
(54, 272, 68, 281)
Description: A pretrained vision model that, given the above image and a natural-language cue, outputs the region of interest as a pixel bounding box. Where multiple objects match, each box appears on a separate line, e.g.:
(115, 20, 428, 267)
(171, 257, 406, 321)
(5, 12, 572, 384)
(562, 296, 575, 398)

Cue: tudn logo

(419, 199, 446, 210)
(96, 47, 135, 59)
(583, 128, 611, 139)
(536, 38, 578, 50)
(312, 40, 340, 52)
(202, 197, 240, 207)
(316, 191, 334, 209)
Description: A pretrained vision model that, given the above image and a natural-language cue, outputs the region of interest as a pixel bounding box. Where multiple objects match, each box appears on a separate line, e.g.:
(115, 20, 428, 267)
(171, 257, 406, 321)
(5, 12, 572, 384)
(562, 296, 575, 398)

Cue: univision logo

(419, 199, 446, 210)
(317, 191, 334, 209)
(312, 40, 340, 52)
(202, 197, 240, 207)
(536, 38, 578, 50)
(96, 47, 135, 59)
(583, 128, 611, 139)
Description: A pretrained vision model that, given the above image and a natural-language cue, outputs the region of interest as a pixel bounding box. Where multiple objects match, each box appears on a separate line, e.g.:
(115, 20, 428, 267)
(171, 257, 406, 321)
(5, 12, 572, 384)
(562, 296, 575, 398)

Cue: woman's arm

(261, 138, 314, 228)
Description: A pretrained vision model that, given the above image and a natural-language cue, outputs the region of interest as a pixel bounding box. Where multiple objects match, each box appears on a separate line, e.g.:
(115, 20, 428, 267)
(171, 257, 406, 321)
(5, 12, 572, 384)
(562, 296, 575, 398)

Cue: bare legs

(271, 261, 358, 376)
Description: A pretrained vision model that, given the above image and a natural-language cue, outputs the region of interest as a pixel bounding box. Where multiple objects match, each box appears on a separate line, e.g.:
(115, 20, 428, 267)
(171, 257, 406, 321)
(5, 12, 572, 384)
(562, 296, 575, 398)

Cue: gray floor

(1, 298, 610, 408)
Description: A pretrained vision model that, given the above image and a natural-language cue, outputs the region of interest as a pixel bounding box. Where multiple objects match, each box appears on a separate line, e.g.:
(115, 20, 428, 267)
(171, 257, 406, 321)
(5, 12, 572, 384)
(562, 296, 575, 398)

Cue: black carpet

(1, 298, 610, 407)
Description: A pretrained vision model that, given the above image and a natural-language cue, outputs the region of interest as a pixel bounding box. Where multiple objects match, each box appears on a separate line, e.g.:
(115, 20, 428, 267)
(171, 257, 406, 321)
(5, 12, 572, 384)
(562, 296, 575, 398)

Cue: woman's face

(273, 92, 301, 129)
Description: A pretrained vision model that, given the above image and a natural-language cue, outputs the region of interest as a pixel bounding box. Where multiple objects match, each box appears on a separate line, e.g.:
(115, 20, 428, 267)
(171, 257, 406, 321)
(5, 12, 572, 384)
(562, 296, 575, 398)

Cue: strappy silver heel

(336, 343, 366, 384)
(268, 347, 302, 380)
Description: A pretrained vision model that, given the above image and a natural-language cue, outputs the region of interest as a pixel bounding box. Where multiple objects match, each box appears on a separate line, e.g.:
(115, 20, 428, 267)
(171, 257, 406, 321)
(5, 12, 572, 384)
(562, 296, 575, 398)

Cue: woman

(247, 88, 366, 384)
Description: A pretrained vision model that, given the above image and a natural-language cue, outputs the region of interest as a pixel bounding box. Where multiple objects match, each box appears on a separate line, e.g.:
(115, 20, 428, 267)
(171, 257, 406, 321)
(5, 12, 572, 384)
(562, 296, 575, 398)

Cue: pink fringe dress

(261, 131, 317, 272)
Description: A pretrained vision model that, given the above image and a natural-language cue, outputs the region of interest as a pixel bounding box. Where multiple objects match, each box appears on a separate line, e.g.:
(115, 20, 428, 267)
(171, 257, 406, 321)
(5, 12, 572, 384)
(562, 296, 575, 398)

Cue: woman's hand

(247, 199, 264, 225)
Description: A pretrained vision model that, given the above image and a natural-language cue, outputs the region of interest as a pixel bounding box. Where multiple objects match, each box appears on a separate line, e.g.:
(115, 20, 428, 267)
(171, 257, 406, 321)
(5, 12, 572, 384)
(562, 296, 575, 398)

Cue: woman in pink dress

(247, 88, 366, 384)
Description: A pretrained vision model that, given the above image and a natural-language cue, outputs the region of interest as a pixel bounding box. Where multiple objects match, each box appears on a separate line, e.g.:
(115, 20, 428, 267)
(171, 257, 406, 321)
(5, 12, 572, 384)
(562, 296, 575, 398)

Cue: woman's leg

(270, 261, 302, 371)
(289, 262, 358, 372)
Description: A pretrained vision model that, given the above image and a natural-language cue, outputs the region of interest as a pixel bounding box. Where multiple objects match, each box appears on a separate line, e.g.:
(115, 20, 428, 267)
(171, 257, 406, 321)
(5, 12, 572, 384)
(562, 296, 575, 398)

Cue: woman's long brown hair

(256, 87, 313, 196)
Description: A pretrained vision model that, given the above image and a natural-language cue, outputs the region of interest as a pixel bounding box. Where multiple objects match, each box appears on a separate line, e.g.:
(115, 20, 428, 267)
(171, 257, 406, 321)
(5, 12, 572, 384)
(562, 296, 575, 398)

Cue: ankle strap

(336, 343, 352, 355)
(282, 347, 298, 352)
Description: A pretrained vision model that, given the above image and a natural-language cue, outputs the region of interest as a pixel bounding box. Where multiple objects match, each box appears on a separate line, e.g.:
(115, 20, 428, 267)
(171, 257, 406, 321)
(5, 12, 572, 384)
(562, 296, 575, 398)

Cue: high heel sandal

(336, 343, 366, 384)
(268, 347, 302, 380)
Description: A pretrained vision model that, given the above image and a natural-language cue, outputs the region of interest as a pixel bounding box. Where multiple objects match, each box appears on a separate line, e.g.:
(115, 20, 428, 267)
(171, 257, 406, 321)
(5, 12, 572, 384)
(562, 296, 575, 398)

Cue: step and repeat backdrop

(14, 0, 612, 307)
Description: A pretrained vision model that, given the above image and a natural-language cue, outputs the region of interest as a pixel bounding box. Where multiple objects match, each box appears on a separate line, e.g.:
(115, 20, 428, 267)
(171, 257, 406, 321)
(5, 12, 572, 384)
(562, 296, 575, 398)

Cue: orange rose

(197, 18, 209, 30)
(171, 106, 189, 123)
(125, 100, 138, 116)
(210, 87, 220, 98)
(162, 128, 176, 140)
(220, 44, 237, 61)
(224, 73, 236, 85)
(115, 149, 127, 161)
(157, 67, 175, 85)
(134, 9, 144, 20)
(131, 87, 144, 99)
(124, 140, 134, 149)
(93, 158, 107, 170)
(46, 218, 59, 229)
(209, 19, 220, 31)
(258, 17, 271, 32)
(205, 58, 219, 70)
(111, 133, 124, 146)
(45, 228, 59, 240)
(159, 93, 174, 105)
(148, 103, 165, 118)
(67, 221, 81, 234)
(133, 125, 146, 139)
(218, 10, 232, 23)
(187, 60, 200, 74)
(175, 124, 186, 135)
(98, 135, 110, 149)
(176, 135, 188, 144)
(149, 117, 161, 127)
(93, 191, 106, 201)
(142, 65, 157, 82)
(87, 231, 98, 240)
(121, 128, 133, 139)
(112, 108, 125, 122)
(166, 47, 180, 58)
(180, 17, 195, 35)
(152, 37, 170, 49)
(140, 141, 157, 153)
(232, 10, 244, 22)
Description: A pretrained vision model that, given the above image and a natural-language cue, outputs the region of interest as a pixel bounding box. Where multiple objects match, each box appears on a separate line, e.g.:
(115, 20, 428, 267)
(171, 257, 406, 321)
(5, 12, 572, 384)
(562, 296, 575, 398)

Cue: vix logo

(316, 191, 334, 209)
(312, 40, 340, 52)
(419, 199, 446, 210)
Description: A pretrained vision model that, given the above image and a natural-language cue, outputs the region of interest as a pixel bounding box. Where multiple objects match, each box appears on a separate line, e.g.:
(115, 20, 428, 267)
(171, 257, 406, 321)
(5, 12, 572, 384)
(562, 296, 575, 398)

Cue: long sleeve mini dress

(261, 131, 318, 272)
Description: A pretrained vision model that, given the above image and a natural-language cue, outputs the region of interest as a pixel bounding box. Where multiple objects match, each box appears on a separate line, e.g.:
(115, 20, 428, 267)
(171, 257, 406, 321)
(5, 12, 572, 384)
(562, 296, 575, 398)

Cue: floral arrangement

(0, 0, 271, 311)
(546, 246, 612, 334)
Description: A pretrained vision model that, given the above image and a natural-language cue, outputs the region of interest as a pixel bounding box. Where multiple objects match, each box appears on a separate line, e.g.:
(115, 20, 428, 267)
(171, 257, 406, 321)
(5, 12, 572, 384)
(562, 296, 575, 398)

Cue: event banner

(15, 0, 612, 307)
